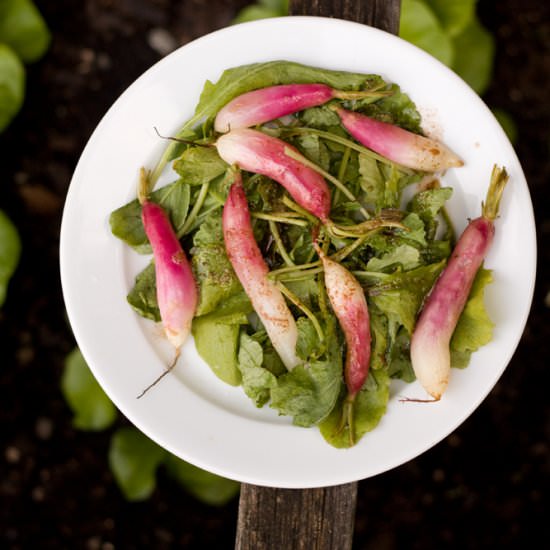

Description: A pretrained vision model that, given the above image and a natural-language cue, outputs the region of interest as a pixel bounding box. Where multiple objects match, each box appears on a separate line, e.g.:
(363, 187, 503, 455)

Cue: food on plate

(109, 61, 505, 448)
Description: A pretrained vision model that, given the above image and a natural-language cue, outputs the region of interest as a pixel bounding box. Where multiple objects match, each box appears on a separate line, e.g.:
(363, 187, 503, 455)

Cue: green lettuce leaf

(367, 244, 421, 273)
(367, 261, 446, 333)
(452, 17, 495, 95)
(270, 319, 342, 427)
(191, 214, 242, 315)
(126, 262, 159, 321)
(232, 0, 288, 24)
(164, 454, 240, 506)
(237, 333, 277, 407)
(192, 317, 242, 386)
(108, 427, 167, 501)
(173, 146, 227, 185)
(0, 0, 50, 63)
(110, 179, 191, 253)
(451, 267, 494, 367)
(425, 0, 476, 37)
(400, 0, 455, 67)
(61, 348, 117, 431)
(319, 368, 390, 448)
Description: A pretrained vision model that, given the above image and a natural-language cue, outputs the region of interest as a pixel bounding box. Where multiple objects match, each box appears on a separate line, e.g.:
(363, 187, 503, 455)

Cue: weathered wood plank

(235, 483, 358, 550)
(289, 0, 401, 35)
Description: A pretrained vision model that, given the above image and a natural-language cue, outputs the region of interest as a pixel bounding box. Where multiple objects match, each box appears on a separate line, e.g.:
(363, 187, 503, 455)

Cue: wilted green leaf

(164, 455, 240, 506)
(109, 427, 167, 501)
(0, 44, 25, 132)
(61, 348, 117, 431)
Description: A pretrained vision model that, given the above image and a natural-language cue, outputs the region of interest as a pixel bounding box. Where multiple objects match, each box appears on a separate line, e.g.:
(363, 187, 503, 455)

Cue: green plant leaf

(109, 427, 167, 501)
(0, 44, 25, 132)
(192, 317, 242, 386)
(425, 0, 476, 37)
(61, 348, 117, 431)
(319, 368, 390, 448)
(0, 0, 51, 63)
(451, 267, 494, 366)
(164, 455, 240, 506)
(232, 0, 288, 24)
(451, 17, 495, 95)
(110, 179, 191, 253)
(492, 108, 517, 144)
(400, 0, 454, 67)
(0, 209, 21, 305)
(126, 261, 160, 321)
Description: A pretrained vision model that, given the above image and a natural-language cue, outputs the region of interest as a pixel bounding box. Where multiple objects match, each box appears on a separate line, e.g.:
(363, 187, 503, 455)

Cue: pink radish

(315, 243, 371, 442)
(334, 106, 463, 172)
(214, 83, 389, 133)
(217, 128, 332, 223)
(138, 168, 198, 351)
(410, 165, 509, 400)
(223, 170, 300, 370)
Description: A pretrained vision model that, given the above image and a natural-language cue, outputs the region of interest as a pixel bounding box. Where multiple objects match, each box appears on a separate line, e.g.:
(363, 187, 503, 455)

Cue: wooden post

(289, 0, 401, 35)
(235, 2, 401, 549)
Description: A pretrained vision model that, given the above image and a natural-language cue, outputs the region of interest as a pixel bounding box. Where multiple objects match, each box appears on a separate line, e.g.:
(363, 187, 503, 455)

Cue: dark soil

(1, 1, 548, 548)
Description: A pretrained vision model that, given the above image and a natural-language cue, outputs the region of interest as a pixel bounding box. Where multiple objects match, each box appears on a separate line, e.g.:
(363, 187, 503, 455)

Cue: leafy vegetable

(110, 179, 191, 253)
(0, 0, 50, 63)
(232, 0, 288, 24)
(191, 213, 242, 315)
(61, 347, 117, 431)
(108, 427, 167, 501)
(425, 0, 476, 37)
(452, 17, 495, 95)
(0, 0, 50, 133)
(400, 0, 455, 66)
(0, 209, 21, 306)
(320, 368, 390, 448)
(192, 317, 242, 385)
(164, 455, 240, 506)
(451, 268, 494, 368)
(111, 60, 498, 448)
(0, 44, 24, 132)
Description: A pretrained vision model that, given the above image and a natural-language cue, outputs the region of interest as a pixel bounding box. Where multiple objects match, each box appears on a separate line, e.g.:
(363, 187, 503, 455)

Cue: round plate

(60, 17, 536, 488)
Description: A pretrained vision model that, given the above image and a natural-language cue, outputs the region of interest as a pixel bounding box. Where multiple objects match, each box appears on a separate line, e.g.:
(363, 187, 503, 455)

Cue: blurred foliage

(0, 0, 50, 132)
(0, 209, 20, 306)
(61, 347, 240, 505)
(61, 348, 118, 431)
(233, 0, 288, 24)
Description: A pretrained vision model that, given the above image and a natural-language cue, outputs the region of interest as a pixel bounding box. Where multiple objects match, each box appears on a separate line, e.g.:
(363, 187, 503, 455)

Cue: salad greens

(110, 60, 494, 448)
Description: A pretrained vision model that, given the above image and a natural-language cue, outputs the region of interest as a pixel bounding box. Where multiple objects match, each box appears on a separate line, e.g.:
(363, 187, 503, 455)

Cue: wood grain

(235, 483, 358, 550)
(289, 0, 401, 34)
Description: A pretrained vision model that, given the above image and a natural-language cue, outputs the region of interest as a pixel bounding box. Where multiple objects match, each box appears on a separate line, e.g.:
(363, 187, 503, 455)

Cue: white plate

(60, 17, 536, 488)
